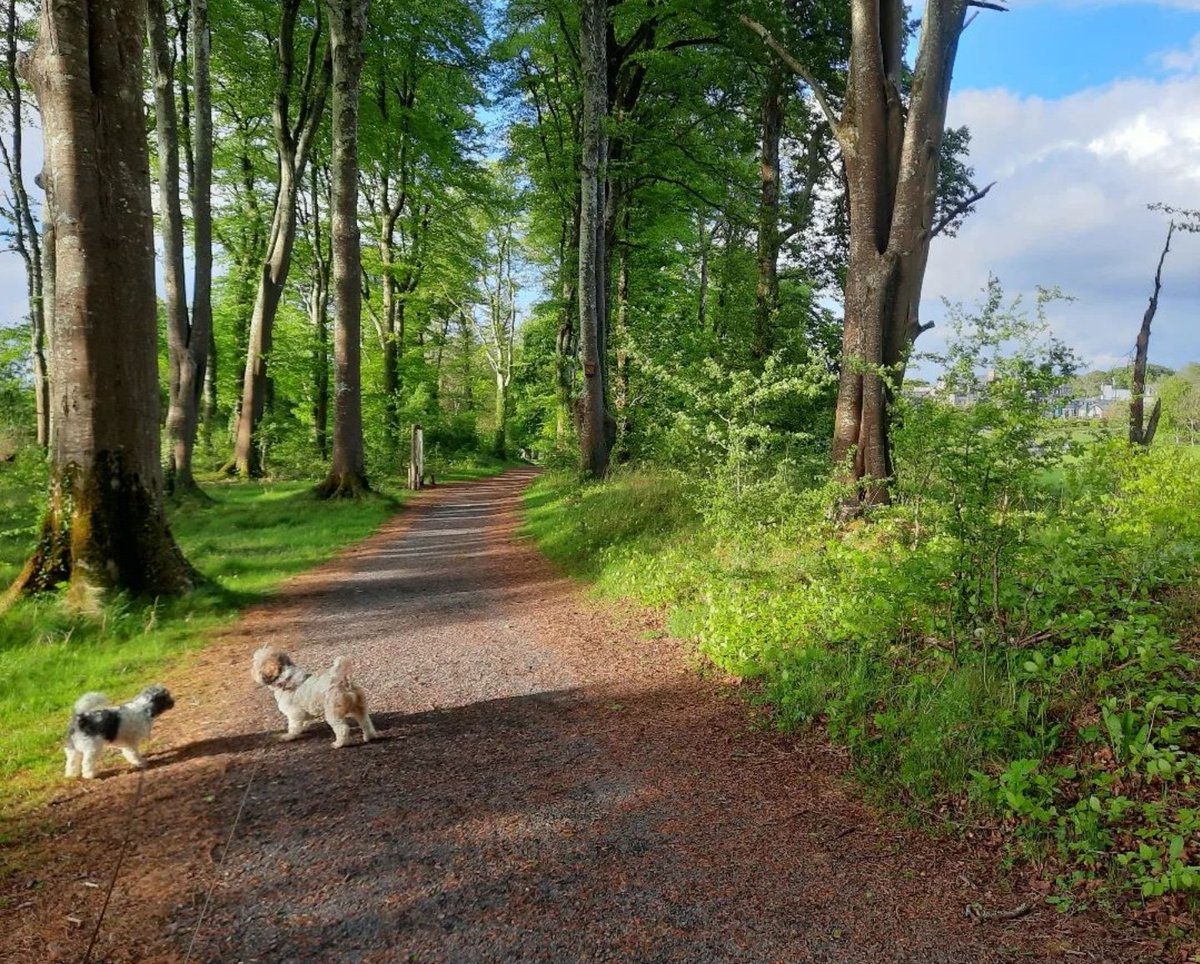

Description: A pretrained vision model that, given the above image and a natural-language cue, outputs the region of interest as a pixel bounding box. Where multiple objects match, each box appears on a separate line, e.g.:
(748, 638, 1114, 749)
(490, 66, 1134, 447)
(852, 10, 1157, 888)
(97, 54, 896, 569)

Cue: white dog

(250, 647, 377, 748)
(64, 685, 175, 779)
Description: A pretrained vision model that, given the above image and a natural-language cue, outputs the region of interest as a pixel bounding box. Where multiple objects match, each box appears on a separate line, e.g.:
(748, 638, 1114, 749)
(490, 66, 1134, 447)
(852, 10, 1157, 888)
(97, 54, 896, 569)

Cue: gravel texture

(0, 470, 1153, 962)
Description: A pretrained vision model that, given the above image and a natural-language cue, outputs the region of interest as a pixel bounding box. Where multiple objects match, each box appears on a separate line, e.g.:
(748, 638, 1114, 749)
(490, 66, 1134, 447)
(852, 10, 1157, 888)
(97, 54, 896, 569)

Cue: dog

(250, 647, 377, 748)
(64, 685, 175, 779)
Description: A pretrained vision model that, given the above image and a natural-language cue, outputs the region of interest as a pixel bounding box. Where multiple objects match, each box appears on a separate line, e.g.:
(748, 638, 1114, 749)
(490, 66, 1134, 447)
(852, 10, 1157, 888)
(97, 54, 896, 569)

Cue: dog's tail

(330, 656, 355, 689)
(73, 692, 110, 715)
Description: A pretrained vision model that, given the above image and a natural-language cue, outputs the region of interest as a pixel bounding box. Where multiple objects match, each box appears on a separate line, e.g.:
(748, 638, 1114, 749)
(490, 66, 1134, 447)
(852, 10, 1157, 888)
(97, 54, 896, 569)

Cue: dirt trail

(2, 470, 1140, 962)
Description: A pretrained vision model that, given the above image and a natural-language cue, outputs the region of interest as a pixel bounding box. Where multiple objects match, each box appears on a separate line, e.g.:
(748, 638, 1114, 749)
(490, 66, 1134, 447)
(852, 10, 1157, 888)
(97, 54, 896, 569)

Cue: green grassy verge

(523, 454, 1200, 914)
(0, 452, 508, 818)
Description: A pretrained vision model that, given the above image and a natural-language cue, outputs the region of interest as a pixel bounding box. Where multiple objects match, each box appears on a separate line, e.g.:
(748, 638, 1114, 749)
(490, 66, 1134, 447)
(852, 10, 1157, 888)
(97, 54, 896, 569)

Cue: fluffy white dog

(64, 685, 175, 779)
(250, 647, 378, 748)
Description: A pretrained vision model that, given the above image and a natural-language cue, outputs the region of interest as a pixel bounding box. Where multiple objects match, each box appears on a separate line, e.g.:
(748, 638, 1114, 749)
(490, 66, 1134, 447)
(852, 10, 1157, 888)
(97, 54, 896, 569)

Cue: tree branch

(738, 16, 841, 139)
(931, 180, 995, 239)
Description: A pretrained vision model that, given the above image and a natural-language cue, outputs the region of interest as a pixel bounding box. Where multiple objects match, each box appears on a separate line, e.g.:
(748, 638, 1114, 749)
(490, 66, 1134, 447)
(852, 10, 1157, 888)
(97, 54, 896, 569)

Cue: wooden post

(408, 423, 424, 490)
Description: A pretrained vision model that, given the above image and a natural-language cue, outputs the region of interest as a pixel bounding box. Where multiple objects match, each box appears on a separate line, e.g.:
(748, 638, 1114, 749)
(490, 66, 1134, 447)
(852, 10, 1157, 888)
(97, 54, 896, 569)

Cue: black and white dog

(64, 685, 175, 779)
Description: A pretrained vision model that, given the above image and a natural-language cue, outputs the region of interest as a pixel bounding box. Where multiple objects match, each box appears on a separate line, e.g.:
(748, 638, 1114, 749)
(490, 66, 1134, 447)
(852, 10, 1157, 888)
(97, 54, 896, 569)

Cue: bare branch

(931, 181, 995, 239)
(739, 16, 842, 140)
(966, 0, 1008, 11)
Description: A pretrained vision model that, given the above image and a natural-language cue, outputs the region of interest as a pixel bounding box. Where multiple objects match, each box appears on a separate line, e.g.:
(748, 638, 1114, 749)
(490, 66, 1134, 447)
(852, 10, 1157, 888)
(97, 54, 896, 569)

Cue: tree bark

(745, 2, 972, 505)
(306, 164, 331, 460)
(147, 0, 197, 494)
(318, 0, 370, 498)
(229, 0, 329, 477)
(2, 0, 48, 446)
(188, 0, 215, 476)
(1130, 222, 1172, 447)
(576, 0, 610, 478)
(10, 0, 194, 607)
(753, 60, 787, 361)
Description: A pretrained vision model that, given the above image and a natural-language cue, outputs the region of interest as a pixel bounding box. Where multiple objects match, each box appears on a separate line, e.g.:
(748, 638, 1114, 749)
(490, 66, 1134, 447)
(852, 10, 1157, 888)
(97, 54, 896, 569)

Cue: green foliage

(522, 283, 1200, 909)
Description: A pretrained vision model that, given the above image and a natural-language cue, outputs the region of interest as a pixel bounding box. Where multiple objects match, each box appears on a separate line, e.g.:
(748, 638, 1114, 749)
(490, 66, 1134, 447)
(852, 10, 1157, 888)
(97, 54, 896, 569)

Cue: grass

(522, 450, 1200, 914)
(0, 451, 509, 817)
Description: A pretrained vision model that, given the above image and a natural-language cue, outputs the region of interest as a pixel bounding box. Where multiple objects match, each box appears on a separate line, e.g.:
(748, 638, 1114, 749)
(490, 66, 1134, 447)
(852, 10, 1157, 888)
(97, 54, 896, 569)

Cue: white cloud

(1154, 34, 1200, 72)
(921, 71, 1200, 372)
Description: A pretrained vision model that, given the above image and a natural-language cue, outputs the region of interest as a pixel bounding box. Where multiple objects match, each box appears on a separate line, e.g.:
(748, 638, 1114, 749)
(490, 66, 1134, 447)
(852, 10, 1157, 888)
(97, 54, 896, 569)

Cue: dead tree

(1130, 222, 1173, 447)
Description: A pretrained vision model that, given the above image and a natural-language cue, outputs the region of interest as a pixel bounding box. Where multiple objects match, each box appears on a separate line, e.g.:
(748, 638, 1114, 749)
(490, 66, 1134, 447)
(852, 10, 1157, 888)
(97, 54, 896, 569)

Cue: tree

(0, 0, 48, 447)
(744, 0, 1004, 505)
(576, 0, 609, 477)
(1129, 222, 1172, 447)
(228, 0, 330, 477)
(475, 207, 520, 456)
(148, 0, 198, 494)
(318, 0, 370, 497)
(10, 0, 193, 606)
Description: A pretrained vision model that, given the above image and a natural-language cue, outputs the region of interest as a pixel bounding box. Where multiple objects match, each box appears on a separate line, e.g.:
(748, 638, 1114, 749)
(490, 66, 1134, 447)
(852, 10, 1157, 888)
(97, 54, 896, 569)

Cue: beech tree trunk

(745, 0, 977, 505)
(318, 0, 370, 498)
(753, 61, 787, 361)
(1130, 222, 1172, 447)
(576, 0, 610, 478)
(230, 1, 329, 477)
(147, 0, 197, 494)
(1, 0, 48, 447)
(189, 0, 215, 472)
(10, 0, 193, 607)
(306, 166, 331, 460)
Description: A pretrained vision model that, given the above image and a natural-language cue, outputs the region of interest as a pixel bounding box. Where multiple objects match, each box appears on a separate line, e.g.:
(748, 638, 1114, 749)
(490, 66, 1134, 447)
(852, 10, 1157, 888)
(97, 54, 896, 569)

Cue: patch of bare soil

(0, 470, 1158, 962)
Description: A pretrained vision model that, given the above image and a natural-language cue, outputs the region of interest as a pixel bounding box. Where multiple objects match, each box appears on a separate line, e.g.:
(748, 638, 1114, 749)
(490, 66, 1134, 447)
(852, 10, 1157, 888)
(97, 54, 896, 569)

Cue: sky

(2, 1, 1198, 374)
(920, 0, 1200, 372)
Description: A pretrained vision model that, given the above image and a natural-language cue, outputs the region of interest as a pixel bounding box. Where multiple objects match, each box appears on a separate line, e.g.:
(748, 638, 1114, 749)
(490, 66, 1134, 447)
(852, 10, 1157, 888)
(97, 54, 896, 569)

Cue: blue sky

(955, 2, 1200, 97)
(918, 0, 1200, 373)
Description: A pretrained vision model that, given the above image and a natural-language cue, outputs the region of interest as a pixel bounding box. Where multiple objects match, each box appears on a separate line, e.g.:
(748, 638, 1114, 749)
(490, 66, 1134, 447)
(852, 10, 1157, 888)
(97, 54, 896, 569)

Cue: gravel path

(1, 470, 1143, 962)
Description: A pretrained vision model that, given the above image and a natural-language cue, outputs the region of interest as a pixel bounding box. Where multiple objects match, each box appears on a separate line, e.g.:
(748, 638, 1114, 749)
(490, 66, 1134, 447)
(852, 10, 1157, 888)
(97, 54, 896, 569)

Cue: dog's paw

(278, 732, 302, 742)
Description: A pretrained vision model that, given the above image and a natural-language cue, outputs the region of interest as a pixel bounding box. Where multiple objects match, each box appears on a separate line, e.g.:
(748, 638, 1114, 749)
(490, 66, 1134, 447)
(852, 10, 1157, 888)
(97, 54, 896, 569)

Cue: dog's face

(140, 684, 175, 717)
(251, 647, 295, 688)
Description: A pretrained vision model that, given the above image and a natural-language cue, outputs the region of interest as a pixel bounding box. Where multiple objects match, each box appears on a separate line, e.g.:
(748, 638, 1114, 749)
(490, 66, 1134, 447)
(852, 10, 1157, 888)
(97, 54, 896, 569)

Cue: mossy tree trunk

(11, 0, 194, 608)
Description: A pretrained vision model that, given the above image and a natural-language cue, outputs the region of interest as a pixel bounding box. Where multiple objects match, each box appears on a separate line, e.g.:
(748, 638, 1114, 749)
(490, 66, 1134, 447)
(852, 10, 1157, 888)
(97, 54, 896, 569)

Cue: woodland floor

(0, 469, 1157, 962)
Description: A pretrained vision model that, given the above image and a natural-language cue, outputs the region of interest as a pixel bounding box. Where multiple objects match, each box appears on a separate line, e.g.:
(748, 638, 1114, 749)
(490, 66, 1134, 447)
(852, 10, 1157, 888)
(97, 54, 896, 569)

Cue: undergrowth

(522, 286, 1200, 916)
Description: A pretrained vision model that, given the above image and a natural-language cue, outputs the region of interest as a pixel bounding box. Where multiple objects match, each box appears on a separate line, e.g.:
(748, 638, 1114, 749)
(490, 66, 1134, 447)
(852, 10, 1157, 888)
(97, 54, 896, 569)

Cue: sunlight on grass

(0, 468, 399, 814)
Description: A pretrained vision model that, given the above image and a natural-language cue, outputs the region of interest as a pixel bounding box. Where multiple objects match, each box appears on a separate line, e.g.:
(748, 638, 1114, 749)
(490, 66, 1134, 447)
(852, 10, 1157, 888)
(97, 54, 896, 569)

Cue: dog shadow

(153, 708, 422, 767)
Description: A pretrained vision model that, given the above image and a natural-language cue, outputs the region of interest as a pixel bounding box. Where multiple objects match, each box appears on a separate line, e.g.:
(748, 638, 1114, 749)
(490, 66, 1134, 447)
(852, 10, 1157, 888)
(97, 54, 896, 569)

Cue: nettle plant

(894, 278, 1078, 632)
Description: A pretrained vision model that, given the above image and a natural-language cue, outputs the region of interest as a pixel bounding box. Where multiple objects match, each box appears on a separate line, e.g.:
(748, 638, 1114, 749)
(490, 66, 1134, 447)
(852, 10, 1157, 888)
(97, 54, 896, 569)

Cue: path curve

(2, 470, 1136, 962)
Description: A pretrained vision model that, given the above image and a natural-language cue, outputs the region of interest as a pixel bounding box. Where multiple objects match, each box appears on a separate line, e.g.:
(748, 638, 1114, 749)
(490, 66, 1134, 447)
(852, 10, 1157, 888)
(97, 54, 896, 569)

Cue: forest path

(3, 469, 1132, 962)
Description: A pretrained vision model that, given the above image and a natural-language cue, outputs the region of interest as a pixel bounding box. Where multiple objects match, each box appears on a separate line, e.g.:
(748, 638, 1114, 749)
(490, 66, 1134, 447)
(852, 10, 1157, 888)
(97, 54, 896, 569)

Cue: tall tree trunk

(753, 60, 786, 361)
(188, 0, 215, 475)
(307, 165, 331, 460)
(229, 0, 329, 477)
(576, 0, 610, 478)
(613, 220, 631, 463)
(318, 0, 370, 497)
(555, 214, 579, 445)
(10, 0, 193, 607)
(697, 214, 710, 331)
(1130, 222, 1172, 447)
(147, 0, 195, 494)
(745, 1, 973, 506)
(2, 0, 48, 446)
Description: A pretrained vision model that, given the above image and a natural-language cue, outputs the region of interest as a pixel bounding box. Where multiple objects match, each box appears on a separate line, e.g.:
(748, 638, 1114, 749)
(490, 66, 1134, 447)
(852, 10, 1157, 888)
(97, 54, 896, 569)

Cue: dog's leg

(82, 747, 100, 780)
(121, 746, 147, 769)
(64, 746, 81, 778)
(356, 712, 378, 743)
(280, 714, 306, 741)
(328, 715, 352, 748)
